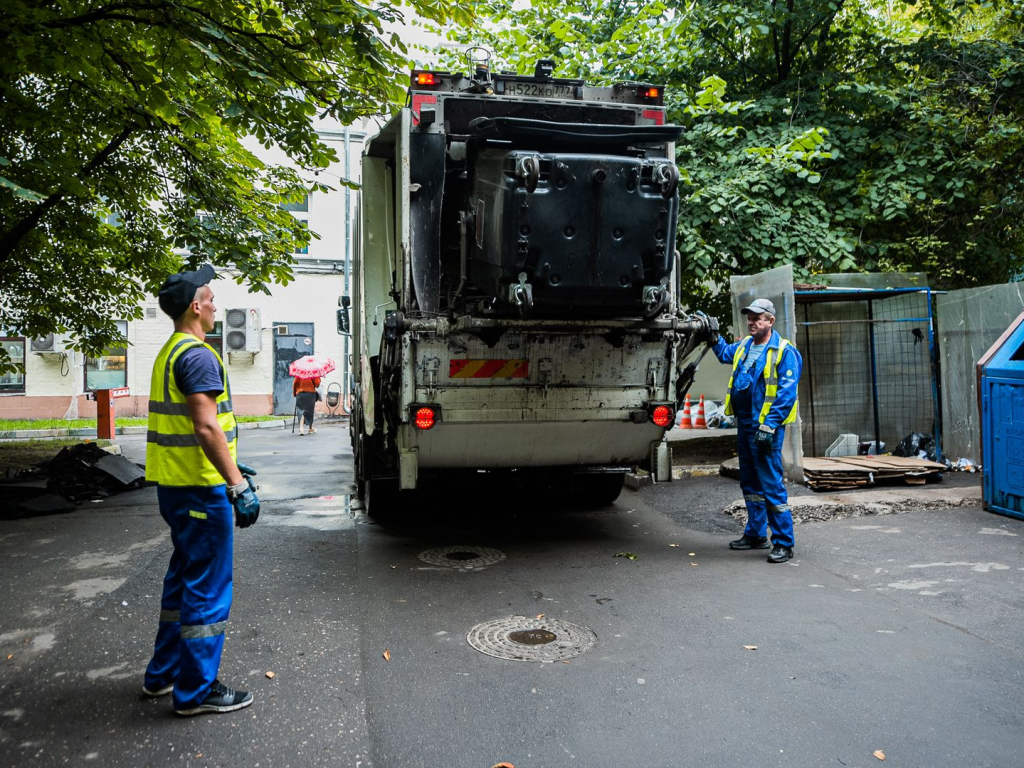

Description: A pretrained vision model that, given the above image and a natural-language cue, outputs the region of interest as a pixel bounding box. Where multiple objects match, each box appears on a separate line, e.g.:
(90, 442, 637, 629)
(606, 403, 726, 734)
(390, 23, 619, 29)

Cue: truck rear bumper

(403, 420, 664, 469)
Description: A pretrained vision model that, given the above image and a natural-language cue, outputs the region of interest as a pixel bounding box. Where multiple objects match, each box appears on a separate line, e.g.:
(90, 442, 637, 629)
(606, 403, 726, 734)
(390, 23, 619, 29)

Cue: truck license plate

(505, 82, 575, 99)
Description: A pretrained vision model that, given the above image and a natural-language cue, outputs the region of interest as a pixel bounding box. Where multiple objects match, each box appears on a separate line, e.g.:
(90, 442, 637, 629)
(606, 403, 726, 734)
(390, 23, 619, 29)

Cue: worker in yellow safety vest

(142, 264, 260, 716)
(710, 298, 802, 563)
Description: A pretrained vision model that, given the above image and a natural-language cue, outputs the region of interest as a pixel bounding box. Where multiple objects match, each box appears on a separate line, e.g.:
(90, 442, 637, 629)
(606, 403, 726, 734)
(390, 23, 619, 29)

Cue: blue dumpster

(980, 311, 1024, 520)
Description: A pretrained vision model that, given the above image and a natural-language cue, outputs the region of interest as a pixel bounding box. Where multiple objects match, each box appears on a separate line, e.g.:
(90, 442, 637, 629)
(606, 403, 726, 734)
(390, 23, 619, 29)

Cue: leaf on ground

(873, 750, 885, 760)
(688, 552, 696, 556)
(743, 645, 758, 650)
(492, 763, 515, 768)
(535, 613, 545, 620)
(690, 562, 699, 566)
(669, 543, 680, 548)
(613, 551, 638, 561)
(383, 649, 391, 662)
(265, 671, 275, 679)
(390, 565, 397, 569)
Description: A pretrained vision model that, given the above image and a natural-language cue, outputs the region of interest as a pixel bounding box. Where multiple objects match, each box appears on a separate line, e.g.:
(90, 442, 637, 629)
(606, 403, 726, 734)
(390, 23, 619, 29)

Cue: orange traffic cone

(678, 394, 692, 429)
(693, 394, 708, 429)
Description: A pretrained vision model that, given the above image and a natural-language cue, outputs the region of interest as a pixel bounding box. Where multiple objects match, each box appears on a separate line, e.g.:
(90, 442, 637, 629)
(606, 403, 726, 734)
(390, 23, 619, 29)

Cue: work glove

(228, 478, 260, 528)
(696, 311, 719, 344)
(754, 426, 775, 454)
(706, 314, 720, 344)
(237, 462, 258, 493)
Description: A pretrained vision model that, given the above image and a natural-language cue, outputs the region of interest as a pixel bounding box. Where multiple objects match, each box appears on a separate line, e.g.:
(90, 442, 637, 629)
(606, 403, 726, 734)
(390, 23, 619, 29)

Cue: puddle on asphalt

(264, 495, 356, 531)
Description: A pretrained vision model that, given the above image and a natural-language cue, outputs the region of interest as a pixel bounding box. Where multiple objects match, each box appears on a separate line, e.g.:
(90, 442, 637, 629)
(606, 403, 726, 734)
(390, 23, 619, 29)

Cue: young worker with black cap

(710, 298, 803, 563)
(142, 265, 260, 715)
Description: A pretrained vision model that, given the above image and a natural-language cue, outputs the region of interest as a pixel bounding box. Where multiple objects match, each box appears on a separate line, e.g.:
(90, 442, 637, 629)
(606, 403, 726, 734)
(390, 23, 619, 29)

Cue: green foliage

(0, 0, 471, 374)
(430, 0, 1024, 315)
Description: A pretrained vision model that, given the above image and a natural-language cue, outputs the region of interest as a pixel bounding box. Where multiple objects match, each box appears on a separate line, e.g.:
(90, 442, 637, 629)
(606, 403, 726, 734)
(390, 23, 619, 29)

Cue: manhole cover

(418, 546, 506, 570)
(467, 616, 597, 662)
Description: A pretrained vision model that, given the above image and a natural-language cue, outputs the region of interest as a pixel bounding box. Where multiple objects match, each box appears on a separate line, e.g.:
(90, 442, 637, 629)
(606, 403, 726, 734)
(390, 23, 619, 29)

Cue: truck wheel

(354, 433, 367, 500)
(364, 476, 400, 519)
(576, 473, 625, 507)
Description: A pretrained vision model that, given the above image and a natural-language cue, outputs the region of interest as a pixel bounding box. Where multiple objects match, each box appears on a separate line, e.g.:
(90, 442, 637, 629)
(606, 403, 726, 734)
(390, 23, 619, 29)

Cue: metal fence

(795, 288, 940, 460)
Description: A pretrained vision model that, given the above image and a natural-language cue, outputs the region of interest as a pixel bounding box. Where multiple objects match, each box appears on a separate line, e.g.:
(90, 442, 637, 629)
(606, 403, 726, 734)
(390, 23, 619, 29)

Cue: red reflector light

(416, 72, 439, 86)
(644, 87, 660, 99)
(414, 407, 436, 430)
(652, 406, 672, 427)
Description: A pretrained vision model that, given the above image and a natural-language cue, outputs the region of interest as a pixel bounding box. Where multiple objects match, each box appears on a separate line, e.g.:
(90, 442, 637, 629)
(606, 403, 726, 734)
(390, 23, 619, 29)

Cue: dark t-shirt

(174, 345, 224, 397)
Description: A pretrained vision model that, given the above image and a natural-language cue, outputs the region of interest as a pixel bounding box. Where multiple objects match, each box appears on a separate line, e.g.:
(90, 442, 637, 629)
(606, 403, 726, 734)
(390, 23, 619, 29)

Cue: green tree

(430, 1, 1024, 316)
(0, 0, 471, 373)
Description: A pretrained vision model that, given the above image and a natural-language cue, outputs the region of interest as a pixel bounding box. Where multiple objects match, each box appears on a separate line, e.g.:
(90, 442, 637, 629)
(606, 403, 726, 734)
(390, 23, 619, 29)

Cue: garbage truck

(340, 55, 716, 515)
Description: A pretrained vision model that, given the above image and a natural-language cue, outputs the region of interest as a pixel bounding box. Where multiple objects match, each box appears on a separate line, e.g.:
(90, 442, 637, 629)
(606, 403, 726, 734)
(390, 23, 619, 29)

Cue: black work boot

(175, 680, 254, 716)
(729, 535, 771, 550)
(767, 545, 794, 563)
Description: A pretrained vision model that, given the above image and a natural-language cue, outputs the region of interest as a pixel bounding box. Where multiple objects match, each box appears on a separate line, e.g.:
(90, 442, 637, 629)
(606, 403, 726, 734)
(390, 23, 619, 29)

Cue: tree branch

(0, 127, 134, 266)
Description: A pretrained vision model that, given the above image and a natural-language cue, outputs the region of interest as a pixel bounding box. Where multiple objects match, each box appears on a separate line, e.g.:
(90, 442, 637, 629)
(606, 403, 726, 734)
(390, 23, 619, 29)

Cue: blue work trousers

(736, 412, 795, 548)
(145, 485, 234, 710)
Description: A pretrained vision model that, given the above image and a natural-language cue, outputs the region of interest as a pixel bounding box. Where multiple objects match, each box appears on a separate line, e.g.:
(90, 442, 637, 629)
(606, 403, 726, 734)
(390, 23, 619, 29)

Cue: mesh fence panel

(797, 291, 938, 458)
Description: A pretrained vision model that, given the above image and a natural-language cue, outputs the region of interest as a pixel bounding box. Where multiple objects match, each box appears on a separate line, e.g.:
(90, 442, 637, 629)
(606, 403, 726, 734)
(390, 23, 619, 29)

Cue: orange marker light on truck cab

(651, 406, 673, 427)
(416, 72, 439, 86)
(645, 87, 660, 99)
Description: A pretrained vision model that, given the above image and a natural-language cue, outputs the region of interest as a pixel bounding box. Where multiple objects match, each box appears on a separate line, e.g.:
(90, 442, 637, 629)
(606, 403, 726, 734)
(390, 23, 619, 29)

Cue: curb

(0, 420, 288, 441)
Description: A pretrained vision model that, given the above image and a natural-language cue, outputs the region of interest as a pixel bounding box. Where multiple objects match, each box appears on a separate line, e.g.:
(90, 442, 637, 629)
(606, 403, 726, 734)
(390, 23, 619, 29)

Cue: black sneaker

(729, 535, 771, 550)
(175, 680, 253, 716)
(767, 545, 794, 563)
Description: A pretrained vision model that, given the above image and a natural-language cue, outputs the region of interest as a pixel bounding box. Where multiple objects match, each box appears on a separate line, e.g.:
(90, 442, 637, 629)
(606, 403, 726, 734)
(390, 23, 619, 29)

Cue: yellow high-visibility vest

(146, 332, 237, 486)
(722, 337, 799, 426)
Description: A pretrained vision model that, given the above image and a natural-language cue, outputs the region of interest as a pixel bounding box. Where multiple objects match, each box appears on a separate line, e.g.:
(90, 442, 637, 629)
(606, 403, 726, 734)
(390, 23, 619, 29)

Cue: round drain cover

(418, 546, 506, 570)
(467, 616, 597, 662)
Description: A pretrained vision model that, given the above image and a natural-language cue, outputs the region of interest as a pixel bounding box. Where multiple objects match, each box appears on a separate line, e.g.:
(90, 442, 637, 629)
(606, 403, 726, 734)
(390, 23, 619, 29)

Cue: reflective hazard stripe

(449, 359, 529, 379)
(743, 493, 765, 503)
(180, 621, 227, 640)
(149, 400, 233, 416)
(189, 510, 207, 520)
(147, 428, 238, 447)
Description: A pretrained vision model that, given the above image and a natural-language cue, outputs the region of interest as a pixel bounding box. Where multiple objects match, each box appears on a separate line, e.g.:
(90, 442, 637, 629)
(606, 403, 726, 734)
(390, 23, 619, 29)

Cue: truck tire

(364, 476, 400, 520)
(576, 473, 625, 507)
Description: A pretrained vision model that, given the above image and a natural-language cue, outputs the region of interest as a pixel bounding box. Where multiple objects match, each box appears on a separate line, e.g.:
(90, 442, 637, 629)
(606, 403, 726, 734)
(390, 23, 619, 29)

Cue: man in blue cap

(142, 265, 261, 714)
(710, 298, 802, 563)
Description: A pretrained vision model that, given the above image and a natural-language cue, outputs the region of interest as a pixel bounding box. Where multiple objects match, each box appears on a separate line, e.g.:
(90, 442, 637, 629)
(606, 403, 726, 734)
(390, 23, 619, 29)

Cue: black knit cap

(157, 264, 216, 320)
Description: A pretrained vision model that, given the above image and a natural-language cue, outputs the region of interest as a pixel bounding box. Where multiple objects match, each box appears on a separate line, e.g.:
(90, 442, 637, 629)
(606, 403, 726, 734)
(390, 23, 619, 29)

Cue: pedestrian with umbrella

(290, 355, 335, 435)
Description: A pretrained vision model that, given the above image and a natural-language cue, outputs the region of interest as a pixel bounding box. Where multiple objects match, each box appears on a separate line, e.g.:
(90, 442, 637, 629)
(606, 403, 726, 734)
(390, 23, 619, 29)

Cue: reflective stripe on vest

(723, 337, 799, 426)
(146, 332, 237, 486)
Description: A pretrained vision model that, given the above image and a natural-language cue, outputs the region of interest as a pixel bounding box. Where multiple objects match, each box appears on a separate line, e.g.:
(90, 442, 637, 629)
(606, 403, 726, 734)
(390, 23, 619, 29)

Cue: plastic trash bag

(892, 432, 939, 462)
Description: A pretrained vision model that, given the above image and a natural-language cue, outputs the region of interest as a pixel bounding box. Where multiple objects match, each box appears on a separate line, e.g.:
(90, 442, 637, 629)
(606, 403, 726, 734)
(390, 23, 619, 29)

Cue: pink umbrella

(289, 355, 336, 379)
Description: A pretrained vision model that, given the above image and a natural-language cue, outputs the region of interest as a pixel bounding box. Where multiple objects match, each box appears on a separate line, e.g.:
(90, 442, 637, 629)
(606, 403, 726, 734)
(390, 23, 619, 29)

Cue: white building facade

(0, 121, 368, 421)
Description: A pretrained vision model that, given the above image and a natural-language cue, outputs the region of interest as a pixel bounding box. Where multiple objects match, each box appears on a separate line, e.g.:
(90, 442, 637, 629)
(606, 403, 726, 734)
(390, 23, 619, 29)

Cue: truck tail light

(651, 405, 673, 427)
(411, 404, 441, 430)
(414, 72, 440, 86)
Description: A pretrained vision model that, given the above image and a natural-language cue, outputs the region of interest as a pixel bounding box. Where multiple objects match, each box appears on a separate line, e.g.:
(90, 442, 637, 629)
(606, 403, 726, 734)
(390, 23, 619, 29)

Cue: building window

(85, 320, 128, 391)
(206, 321, 223, 355)
(0, 337, 26, 393)
(281, 193, 309, 212)
(294, 219, 309, 255)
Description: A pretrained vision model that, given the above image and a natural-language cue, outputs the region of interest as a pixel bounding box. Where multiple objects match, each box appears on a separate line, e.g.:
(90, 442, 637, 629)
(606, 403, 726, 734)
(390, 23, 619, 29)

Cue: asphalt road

(1, 423, 1022, 768)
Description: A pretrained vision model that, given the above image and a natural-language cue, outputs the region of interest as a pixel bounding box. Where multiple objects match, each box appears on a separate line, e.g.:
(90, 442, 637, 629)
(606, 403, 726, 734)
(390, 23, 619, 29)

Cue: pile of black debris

(2, 443, 149, 519)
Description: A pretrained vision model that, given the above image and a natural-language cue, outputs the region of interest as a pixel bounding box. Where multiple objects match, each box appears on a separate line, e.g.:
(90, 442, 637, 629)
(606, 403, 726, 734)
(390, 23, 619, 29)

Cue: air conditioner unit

(30, 333, 70, 355)
(224, 308, 262, 353)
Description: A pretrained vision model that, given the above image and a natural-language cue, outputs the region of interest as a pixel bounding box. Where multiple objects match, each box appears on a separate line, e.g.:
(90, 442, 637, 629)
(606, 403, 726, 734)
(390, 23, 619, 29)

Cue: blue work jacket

(712, 329, 803, 431)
